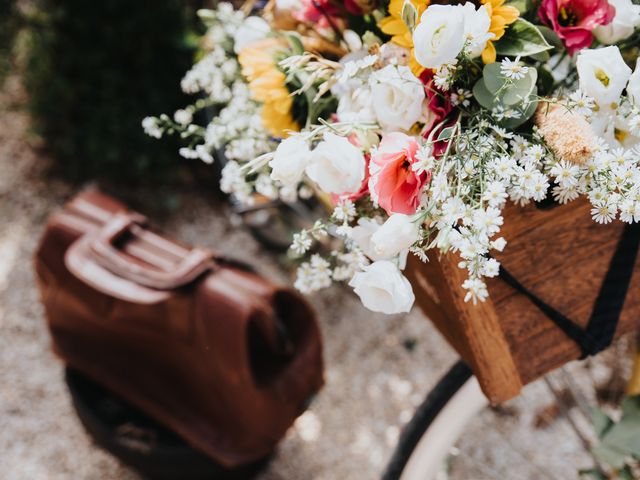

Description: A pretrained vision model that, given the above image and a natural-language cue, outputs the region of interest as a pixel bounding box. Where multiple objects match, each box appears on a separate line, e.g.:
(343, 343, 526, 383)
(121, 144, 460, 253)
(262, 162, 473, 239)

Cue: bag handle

(89, 213, 215, 290)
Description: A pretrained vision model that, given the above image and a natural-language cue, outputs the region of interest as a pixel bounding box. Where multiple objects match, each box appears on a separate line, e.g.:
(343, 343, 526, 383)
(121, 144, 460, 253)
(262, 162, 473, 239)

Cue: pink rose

(369, 133, 430, 215)
(539, 0, 615, 54)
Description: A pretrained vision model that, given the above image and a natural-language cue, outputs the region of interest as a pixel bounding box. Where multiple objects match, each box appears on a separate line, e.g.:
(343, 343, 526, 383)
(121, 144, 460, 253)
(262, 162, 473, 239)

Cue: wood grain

(407, 198, 640, 402)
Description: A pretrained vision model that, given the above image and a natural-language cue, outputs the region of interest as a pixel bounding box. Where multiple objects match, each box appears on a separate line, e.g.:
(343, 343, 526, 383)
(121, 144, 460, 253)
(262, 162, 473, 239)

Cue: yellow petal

(379, 17, 409, 36)
(496, 5, 520, 25)
(482, 41, 496, 64)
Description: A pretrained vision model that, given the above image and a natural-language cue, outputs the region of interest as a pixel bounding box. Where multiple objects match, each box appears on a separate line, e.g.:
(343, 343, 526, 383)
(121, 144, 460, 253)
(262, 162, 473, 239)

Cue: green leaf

(505, 0, 531, 14)
(437, 126, 456, 141)
(601, 396, 640, 457)
(538, 25, 564, 50)
(579, 468, 608, 480)
(500, 94, 538, 129)
(286, 33, 305, 56)
(401, 0, 419, 32)
(591, 443, 629, 470)
(482, 63, 505, 94)
(481, 62, 538, 106)
(473, 78, 500, 110)
(495, 18, 553, 57)
(592, 407, 614, 439)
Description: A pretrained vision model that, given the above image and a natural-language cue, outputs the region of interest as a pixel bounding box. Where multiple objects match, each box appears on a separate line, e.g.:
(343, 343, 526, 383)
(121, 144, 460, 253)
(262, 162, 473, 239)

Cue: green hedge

(25, 0, 196, 184)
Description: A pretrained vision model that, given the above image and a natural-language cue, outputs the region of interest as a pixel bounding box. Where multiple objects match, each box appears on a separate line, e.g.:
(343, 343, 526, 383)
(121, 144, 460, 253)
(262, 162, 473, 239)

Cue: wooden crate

(405, 198, 640, 403)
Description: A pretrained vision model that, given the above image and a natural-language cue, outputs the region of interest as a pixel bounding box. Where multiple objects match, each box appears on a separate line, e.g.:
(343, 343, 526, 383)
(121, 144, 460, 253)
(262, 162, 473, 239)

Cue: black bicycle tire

(382, 360, 473, 480)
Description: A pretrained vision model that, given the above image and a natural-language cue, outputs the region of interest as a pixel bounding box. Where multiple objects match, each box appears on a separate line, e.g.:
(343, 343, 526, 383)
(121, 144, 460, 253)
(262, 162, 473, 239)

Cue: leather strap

(498, 222, 640, 358)
(89, 213, 215, 290)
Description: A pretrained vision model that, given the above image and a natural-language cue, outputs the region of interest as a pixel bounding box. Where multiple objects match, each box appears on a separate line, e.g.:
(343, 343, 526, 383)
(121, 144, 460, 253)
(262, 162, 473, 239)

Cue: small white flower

(174, 109, 193, 126)
(142, 117, 163, 139)
(591, 202, 617, 223)
(482, 181, 508, 207)
(472, 207, 503, 236)
(500, 56, 529, 80)
(490, 237, 507, 251)
(481, 257, 501, 277)
(291, 231, 313, 255)
(568, 90, 595, 116)
(450, 88, 472, 107)
(462, 277, 489, 304)
(332, 200, 357, 223)
(619, 198, 640, 223)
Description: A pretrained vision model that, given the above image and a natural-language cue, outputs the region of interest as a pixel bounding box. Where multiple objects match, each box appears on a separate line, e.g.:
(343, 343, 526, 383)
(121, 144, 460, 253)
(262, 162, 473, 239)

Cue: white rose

(576, 47, 632, 108)
(351, 218, 384, 260)
(369, 65, 425, 131)
(337, 84, 376, 124)
(461, 3, 493, 59)
(349, 261, 415, 314)
(412, 4, 466, 68)
(627, 58, 640, 107)
(233, 17, 270, 54)
(269, 136, 311, 187)
(305, 133, 365, 194)
(594, 0, 640, 44)
(371, 214, 420, 258)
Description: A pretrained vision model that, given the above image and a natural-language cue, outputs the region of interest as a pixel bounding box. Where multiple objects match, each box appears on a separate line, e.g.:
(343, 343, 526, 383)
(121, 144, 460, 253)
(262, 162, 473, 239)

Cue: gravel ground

(0, 76, 459, 480)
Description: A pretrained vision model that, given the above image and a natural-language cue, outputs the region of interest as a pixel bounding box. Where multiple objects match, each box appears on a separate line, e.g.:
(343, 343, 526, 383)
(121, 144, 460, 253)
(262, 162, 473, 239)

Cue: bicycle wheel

(384, 337, 639, 480)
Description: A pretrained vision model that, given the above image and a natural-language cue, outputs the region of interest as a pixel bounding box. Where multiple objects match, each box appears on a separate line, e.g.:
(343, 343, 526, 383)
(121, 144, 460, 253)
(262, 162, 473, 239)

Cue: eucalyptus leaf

(482, 63, 505, 94)
(592, 407, 614, 439)
(601, 396, 640, 457)
(500, 68, 538, 105)
(401, 0, 419, 32)
(495, 18, 553, 57)
(473, 77, 500, 110)
(591, 443, 628, 470)
(482, 62, 538, 106)
(500, 91, 538, 128)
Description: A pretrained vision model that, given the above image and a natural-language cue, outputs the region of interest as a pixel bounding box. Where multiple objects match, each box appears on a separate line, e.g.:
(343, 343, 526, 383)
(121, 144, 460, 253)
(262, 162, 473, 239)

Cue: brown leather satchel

(34, 190, 323, 468)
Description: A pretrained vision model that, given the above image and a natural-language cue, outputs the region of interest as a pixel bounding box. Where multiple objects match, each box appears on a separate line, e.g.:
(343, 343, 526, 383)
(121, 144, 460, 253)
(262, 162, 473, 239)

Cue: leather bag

(34, 190, 324, 467)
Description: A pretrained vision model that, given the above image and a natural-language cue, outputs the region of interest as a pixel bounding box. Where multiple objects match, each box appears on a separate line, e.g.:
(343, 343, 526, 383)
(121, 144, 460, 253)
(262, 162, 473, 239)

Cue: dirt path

(0, 76, 457, 480)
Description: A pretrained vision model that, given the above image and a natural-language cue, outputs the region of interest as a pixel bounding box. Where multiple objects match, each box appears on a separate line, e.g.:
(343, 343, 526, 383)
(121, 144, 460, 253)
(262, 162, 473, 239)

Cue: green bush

(0, 0, 19, 80)
(25, 0, 196, 184)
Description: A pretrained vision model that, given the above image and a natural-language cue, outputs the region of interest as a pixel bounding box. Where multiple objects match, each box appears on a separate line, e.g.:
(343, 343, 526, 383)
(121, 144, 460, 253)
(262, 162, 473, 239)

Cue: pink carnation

(538, 0, 615, 54)
(369, 133, 429, 215)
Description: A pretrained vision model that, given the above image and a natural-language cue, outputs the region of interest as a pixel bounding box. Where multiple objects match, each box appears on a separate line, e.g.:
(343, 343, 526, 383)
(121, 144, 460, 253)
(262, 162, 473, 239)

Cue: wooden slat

(408, 198, 640, 401)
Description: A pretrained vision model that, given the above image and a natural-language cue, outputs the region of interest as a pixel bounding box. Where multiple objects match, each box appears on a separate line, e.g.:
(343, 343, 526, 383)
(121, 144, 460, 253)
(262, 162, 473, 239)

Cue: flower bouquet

(146, 0, 640, 318)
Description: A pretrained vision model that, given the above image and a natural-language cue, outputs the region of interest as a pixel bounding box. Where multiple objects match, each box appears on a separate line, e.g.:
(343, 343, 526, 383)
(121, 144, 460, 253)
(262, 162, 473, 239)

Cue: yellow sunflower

(238, 38, 299, 138)
(481, 0, 520, 64)
(378, 0, 429, 77)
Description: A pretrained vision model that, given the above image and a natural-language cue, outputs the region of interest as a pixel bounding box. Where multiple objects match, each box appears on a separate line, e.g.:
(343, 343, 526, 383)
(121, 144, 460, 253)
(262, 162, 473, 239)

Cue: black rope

(498, 222, 640, 358)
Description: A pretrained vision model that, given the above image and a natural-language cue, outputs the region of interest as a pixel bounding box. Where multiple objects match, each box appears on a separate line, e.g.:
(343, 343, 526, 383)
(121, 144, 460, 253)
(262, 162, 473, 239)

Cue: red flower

(419, 70, 454, 157)
(538, 0, 615, 54)
(369, 133, 429, 215)
(293, 0, 361, 28)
